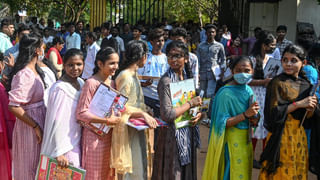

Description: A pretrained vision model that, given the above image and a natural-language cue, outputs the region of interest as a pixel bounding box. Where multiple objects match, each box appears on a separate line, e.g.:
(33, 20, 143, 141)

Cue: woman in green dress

(202, 56, 260, 180)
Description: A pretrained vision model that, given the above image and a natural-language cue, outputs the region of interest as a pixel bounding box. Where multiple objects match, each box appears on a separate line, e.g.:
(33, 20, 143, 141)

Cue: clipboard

(78, 83, 128, 137)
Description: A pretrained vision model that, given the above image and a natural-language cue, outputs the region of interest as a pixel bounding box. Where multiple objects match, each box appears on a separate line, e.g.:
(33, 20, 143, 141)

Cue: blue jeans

(200, 79, 217, 98)
(200, 79, 217, 119)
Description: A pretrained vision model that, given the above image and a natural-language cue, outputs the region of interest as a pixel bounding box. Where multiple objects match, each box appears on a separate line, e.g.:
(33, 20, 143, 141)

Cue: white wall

(277, 0, 297, 42)
(297, 0, 320, 39)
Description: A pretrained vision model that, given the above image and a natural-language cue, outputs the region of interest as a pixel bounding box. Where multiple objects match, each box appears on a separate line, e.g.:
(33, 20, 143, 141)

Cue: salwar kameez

(202, 84, 255, 180)
(259, 73, 318, 179)
(8, 67, 46, 180)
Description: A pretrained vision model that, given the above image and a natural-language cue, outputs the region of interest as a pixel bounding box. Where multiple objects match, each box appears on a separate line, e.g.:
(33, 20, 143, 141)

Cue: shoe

(253, 159, 261, 169)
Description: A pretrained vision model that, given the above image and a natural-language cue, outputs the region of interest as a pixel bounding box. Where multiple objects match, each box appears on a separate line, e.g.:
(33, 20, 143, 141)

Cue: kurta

(8, 67, 46, 180)
(114, 69, 148, 180)
(259, 73, 316, 180)
(202, 84, 254, 180)
(76, 76, 115, 180)
(0, 83, 15, 180)
(152, 75, 199, 180)
(41, 78, 84, 167)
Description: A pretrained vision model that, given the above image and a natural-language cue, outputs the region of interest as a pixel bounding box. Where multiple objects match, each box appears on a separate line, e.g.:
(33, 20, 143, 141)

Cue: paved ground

(196, 124, 317, 180)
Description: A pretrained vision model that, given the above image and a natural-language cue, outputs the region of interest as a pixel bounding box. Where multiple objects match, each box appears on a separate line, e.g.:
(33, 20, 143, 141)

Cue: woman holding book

(202, 56, 260, 180)
(152, 41, 203, 180)
(7, 34, 47, 180)
(249, 31, 276, 167)
(113, 40, 158, 179)
(76, 47, 121, 179)
(41, 49, 85, 168)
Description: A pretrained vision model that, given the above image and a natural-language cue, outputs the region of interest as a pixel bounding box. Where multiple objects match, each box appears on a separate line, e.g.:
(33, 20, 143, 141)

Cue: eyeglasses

(167, 54, 184, 60)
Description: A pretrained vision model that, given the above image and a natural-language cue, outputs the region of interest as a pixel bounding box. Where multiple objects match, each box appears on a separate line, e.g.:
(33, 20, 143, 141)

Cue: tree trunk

(197, 7, 203, 27)
(63, 0, 68, 23)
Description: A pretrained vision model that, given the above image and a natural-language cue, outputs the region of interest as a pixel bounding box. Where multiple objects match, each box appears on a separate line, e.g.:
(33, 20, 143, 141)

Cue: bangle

(292, 101, 297, 106)
(243, 112, 250, 119)
(187, 101, 192, 108)
(33, 123, 38, 129)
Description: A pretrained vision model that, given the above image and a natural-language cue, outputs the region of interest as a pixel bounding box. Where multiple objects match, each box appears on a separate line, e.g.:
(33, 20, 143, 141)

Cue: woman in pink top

(76, 47, 121, 180)
(7, 34, 46, 180)
(0, 53, 15, 180)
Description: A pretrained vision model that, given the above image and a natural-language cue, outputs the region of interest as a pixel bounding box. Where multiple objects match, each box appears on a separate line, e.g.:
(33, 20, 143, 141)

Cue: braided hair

(117, 40, 148, 74)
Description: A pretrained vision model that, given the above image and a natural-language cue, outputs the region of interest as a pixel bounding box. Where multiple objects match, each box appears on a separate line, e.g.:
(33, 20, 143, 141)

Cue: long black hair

(118, 40, 148, 73)
(166, 40, 193, 79)
(7, 33, 46, 91)
(251, 30, 276, 79)
(92, 47, 117, 75)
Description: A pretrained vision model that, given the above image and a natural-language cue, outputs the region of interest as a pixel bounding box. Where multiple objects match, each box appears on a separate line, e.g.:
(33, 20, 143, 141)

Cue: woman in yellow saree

(202, 56, 260, 180)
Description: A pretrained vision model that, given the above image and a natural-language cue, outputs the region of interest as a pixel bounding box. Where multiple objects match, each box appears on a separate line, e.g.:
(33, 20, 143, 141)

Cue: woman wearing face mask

(202, 56, 260, 180)
(259, 44, 319, 180)
(249, 30, 276, 168)
(7, 33, 47, 180)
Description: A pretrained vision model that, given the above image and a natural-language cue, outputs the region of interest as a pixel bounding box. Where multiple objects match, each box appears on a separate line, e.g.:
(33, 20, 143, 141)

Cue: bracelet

(242, 112, 250, 119)
(292, 101, 297, 106)
(187, 101, 192, 108)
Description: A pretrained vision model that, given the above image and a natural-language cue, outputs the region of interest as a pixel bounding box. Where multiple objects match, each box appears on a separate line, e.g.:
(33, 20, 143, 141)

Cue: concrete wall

(277, 0, 297, 42)
(249, 2, 279, 36)
(297, 0, 320, 38)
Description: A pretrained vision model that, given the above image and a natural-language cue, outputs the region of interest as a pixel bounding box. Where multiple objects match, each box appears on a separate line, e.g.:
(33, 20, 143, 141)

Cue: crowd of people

(0, 15, 320, 180)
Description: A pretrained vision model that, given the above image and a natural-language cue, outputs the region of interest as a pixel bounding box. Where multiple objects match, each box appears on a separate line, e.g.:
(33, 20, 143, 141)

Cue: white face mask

(38, 49, 45, 61)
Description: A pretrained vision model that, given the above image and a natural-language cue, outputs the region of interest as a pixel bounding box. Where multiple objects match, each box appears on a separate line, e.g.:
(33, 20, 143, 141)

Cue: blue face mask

(233, 73, 252, 85)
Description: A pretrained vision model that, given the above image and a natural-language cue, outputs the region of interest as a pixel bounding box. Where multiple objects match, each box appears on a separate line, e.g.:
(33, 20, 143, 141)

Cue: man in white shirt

(66, 23, 81, 50)
(138, 28, 168, 117)
(82, 32, 100, 79)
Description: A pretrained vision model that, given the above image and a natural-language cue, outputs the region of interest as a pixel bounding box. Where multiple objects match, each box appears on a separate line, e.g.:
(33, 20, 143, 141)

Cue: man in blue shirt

(197, 24, 226, 99)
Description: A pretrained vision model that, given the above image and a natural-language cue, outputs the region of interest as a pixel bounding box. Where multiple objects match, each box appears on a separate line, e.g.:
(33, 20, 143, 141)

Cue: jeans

(200, 79, 217, 119)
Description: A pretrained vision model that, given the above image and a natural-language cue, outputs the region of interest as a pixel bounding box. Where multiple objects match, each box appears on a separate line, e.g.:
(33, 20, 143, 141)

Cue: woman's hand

(188, 96, 202, 108)
(56, 155, 69, 168)
(141, 79, 153, 87)
(34, 125, 43, 144)
(244, 101, 260, 117)
(5, 53, 15, 68)
(191, 112, 203, 126)
(106, 114, 121, 126)
(297, 95, 318, 110)
(142, 112, 158, 129)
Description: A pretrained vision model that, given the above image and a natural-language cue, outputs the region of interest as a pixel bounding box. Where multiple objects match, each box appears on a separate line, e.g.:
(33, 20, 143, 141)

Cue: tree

(2, 0, 89, 23)
(50, 0, 89, 23)
(165, 0, 218, 26)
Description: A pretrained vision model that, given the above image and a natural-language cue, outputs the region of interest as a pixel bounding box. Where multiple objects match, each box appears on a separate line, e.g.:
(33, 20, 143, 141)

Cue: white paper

(88, 85, 117, 118)
(211, 65, 221, 80)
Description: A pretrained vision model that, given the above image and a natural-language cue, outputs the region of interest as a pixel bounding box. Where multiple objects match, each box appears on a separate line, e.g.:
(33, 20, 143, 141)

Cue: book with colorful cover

(78, 83, 128, 137)
(36, 154, 86, 180)
(169, 79, 196, 129)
